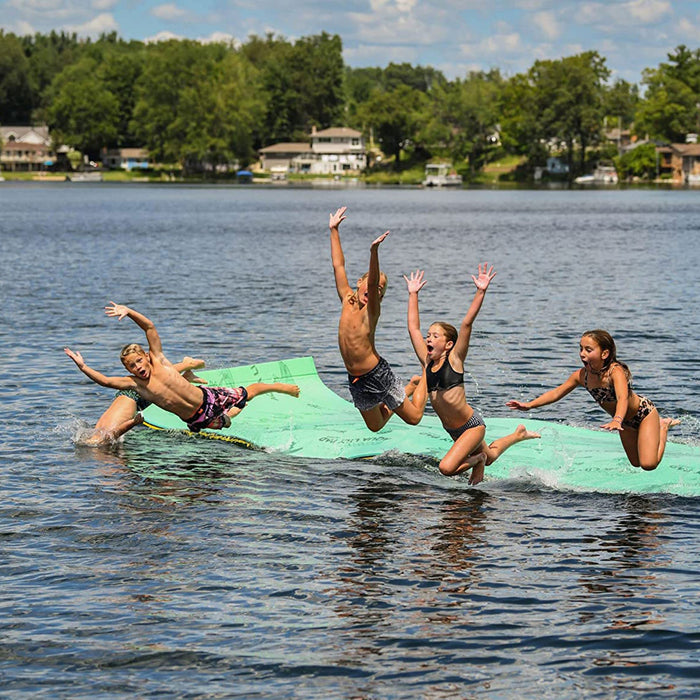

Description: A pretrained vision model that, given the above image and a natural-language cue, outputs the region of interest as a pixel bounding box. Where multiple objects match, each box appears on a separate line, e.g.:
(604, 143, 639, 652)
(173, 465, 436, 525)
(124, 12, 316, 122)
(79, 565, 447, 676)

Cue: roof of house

(259, 142, 312, 154)
(1, 125, 51, 146)
(312, 127, 362, 138)
(657, 143, 700, 156)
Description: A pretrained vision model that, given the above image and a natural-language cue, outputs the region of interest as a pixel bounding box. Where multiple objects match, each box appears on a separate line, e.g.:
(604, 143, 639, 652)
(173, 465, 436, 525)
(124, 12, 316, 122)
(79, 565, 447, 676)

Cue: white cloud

(576, 0, 672, 28)
(92, 0, 117, 10)
(200, 31, 239, 46)
(532, 11, 561, 40)
(65, 12, 118, 36)
(461, 31, 523, 58)
(626, 0, 671, 24)
(678, 17, 700, 40)
(144, 30, 184, 43)
(151, 3, 188, 21)
(348, 4, 448, 45)
(343, 43, 421, 67)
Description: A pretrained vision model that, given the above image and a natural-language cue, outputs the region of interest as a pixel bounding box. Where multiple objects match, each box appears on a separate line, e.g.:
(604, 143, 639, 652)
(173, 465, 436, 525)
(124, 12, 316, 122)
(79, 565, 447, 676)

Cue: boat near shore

(66, 171, 103, 183)
(422, 163, 463, 187)
(574, 162, 618, 185)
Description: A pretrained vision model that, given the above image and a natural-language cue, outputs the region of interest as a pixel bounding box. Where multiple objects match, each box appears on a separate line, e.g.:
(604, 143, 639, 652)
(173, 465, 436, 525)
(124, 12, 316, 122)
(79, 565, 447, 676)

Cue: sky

(2, 0, 699, 84)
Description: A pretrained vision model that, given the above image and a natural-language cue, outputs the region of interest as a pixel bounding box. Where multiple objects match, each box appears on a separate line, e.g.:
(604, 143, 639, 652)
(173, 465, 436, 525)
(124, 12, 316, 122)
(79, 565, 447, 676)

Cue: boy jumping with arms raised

(329, 206, 427, 432)
(65, 302, 299, 433)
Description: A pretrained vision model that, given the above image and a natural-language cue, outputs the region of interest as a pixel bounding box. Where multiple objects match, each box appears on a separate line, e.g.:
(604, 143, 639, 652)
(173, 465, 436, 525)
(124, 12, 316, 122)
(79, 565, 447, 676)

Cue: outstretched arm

(506, 370, 581, 411)
(452, 263, 496, 363)
(64, 347, 136, 391)
(404, 269, 428, 364)
(105, 302, 164, 361)
(329, 206, 351, 300)
(366, 230, 389, 322)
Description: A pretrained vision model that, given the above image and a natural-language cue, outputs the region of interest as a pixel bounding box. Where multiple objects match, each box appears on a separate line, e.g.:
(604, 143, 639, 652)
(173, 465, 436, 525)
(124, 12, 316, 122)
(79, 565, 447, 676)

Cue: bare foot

(516, 424, 541, 441)
(467, 452, 487, 486)
(281, 383, 300, 398)
(660, 417, 681, 434)
(404, 375, 421, 398)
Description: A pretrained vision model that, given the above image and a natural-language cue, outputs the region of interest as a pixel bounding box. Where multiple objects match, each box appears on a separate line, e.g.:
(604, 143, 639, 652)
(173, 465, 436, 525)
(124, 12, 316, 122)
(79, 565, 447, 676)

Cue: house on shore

(0, 125, 56, 172)
(655, 140, 700, 184)
(259, 127, 366, 175)
(101, 147, 150, 170)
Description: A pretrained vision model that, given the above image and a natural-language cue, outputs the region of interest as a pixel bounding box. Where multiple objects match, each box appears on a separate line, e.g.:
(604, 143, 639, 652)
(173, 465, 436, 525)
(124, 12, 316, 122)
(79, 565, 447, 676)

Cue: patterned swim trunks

(186, 386, 248, 432)
(348, 357, 406, 412)
(115, 388, 151, 412)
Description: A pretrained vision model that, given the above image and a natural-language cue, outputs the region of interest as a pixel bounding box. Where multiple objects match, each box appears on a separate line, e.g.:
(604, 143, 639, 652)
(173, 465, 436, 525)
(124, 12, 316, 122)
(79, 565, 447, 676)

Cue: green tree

(359, 85, 428, 167)
(420, 70, 504, 173)
(242, 32, 344, 144)
(383, 62, 445, 93)
(291, 32, 345, 130)
(635, 45, 700, 142)
(44, 57, 120, 160)
(132, 40, 263, 172)
(96, 44, 145, 147)
(23, 31, 82, 121)
(617, 142, 658, 179)
(529, 52, 610, 175)
(603, 78, 639, 129)
(0, 31, 34, 123)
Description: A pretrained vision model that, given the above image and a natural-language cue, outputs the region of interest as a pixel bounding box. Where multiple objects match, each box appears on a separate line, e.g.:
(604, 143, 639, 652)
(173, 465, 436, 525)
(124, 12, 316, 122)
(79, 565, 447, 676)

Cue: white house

(259, 142, 312, 172)
(0, 125, 54, 171)
(259, 127, 367, 175)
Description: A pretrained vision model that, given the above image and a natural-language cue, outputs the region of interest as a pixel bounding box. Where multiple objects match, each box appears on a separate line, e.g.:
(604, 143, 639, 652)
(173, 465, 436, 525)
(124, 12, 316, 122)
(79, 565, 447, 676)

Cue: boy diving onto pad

(65, 302, 299, 433)
(329, 206, 427, 432)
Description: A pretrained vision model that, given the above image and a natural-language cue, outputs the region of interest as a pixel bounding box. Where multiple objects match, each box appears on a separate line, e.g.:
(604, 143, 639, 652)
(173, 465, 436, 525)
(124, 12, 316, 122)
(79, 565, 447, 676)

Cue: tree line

(1, 29, 698, 179)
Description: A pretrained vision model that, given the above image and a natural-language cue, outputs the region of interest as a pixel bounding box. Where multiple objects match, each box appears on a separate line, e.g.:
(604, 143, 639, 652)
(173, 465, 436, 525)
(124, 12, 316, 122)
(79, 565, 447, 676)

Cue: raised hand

(64, 347, 85, 368)
(105, 301, 129, 320)
(403, 269, 427, 294)
(329, 206, 347, 230)
(371, 230, 390, 249)
(472, 262, 496, 291)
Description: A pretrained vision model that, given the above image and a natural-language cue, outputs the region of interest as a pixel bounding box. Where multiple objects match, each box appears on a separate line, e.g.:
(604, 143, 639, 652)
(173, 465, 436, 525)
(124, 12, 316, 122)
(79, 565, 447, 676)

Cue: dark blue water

(1, 183, 699, 698)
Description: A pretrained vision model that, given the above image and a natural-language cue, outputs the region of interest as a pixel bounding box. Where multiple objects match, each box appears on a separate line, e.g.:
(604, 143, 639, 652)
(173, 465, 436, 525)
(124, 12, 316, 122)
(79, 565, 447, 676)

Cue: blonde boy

(65, 302, 298, 432)
(329, 206, 426, 432)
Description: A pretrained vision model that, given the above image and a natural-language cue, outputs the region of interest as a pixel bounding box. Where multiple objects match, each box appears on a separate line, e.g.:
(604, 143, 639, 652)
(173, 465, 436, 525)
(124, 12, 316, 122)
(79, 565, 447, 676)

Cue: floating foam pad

(142, 356, 699, 495)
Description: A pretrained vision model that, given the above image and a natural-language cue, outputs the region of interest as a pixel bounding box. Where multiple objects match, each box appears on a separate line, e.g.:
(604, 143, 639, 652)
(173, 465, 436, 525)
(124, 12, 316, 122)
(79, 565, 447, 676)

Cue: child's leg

(360, 404, 394, 432)
(632, 411, 681, 470)
(86, 395, 140, 445)
(393, 369, 427, 426)
(439, 425, 487, 477)
(656, 417, 681, 465)
(245, 382, 300, 400)
(221, 382, 300, 424)
(109, 413, 144, 440)
(482, 424, 541, 466)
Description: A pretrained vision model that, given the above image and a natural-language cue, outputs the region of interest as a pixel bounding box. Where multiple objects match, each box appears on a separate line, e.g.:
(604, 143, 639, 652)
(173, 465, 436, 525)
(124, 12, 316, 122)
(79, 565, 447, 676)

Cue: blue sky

(3, 0, 699, 83)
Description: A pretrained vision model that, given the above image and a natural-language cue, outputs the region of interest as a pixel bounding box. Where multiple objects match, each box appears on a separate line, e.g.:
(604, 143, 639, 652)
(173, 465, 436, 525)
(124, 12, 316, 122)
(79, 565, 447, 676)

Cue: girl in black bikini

(405, 264, 540, 484)
(506, 329, 680, 471)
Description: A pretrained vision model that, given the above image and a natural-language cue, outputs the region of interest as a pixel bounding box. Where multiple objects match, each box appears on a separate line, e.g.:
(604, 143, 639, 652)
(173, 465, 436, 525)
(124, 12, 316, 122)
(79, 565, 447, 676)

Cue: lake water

(1, 183, 699, 698)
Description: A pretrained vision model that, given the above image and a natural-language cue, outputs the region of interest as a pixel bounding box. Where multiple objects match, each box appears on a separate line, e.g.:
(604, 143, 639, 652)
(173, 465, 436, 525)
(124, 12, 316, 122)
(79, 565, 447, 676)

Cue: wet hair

(581, 329, 631, 380)
(431, 322, 458, 345)
(358, 270, 388, 294)
(120, 343, 147, 362)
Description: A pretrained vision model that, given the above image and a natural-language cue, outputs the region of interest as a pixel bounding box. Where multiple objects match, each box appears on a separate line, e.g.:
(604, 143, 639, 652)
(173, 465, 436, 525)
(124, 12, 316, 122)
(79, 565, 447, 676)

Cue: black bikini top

(426, 351, 463, 392)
